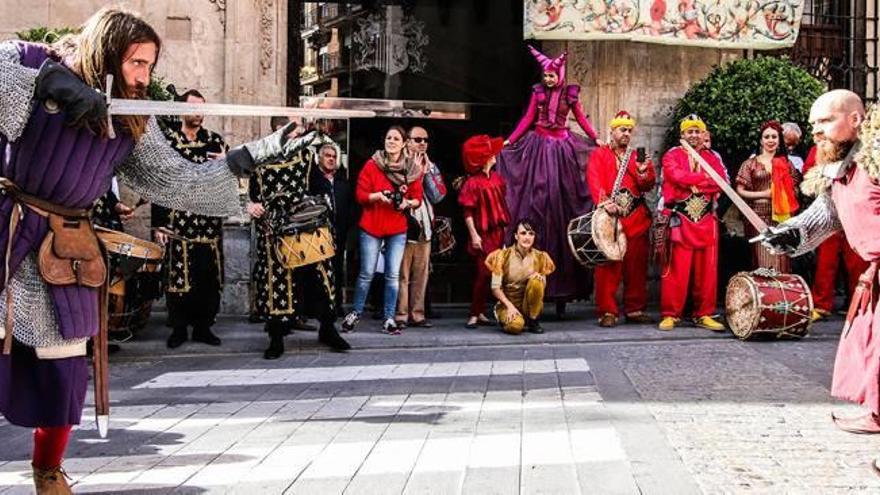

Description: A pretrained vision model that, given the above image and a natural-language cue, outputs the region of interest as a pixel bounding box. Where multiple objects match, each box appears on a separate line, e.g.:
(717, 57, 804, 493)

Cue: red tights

(33, 425, 72, 469)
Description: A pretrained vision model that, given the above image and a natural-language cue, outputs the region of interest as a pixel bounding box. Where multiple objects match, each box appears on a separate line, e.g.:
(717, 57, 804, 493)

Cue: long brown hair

(51, 7, 161, 140)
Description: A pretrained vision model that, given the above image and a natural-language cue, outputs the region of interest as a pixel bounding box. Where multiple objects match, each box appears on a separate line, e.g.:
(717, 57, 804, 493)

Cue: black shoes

(319, 323, 351, 352)
(166, 327, 188, 349)
(192, 327, 222, 346)
(526, 318, 544, 334)
(263, 333, 284, 360)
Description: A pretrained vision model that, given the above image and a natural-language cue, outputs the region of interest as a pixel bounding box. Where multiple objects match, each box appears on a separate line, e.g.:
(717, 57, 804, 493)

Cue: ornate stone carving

(353, 9, 429, 75)
(259, 0, 275, 75)
(207, 0, 227, 27)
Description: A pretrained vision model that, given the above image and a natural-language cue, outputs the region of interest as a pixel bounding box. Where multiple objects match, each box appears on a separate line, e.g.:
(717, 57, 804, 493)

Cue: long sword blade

(107, 98, 378, 119)
(679, 139, 769, 233)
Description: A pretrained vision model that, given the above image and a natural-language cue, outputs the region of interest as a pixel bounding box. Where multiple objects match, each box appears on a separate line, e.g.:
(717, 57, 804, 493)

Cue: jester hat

(528, 45, 567, 83)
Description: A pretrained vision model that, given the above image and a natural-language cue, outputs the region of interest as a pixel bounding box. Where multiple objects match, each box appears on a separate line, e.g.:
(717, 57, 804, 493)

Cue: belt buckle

(683, 195, 709, 222)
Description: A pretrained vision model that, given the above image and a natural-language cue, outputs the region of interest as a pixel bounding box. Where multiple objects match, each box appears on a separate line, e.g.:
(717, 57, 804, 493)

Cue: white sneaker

(382, 318, 401, 335)
(341, 311, 360, 332)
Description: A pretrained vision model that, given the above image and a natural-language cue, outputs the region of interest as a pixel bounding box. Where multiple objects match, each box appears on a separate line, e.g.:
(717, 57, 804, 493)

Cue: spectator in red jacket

(341, 126, 424, 334)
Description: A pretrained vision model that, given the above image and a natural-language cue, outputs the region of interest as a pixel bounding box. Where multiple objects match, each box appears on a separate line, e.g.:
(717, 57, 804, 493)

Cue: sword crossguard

(105, 74, 116, 140)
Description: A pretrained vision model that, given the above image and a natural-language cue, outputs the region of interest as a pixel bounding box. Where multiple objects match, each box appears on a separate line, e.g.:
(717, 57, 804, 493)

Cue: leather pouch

(38, 213, 106, 287)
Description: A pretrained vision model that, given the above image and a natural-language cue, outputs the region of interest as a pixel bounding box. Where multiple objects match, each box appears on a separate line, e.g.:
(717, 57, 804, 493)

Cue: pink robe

(830, 164, 880, 413)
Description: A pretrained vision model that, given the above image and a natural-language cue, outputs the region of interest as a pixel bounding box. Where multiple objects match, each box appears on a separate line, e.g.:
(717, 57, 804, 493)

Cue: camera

(383, 189, 404, 206)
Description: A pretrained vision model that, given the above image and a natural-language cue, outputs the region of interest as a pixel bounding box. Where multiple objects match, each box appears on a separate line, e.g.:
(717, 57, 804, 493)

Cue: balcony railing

(302, 7, 319, 31)
(320, 3, 340, 22)
(319, 52, 344, 75)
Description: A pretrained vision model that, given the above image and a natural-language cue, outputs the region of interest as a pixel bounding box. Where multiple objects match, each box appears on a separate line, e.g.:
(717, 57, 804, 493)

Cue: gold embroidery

(614, 189, 636, 216)
(683, 194, 710, 223)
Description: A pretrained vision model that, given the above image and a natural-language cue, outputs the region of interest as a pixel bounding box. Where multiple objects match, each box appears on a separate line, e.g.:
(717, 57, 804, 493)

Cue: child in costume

(459, 135, 511, 328)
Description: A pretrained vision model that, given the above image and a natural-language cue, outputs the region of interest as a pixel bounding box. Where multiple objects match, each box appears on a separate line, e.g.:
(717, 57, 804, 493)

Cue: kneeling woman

(342, 126, 423, 334)
(486, 220, 556, 334)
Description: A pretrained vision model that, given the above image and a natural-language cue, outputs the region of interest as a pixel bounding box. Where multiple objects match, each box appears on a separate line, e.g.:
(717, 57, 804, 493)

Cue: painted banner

(525, 1, 805, 50)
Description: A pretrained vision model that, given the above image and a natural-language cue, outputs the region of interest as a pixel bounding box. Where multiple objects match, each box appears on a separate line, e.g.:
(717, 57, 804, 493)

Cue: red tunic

(830, 163, 880, 413)
(458, 170, 510, 236)
(356, 159, 424, 238)
(586, 146, 656, 238)
(660, 146, 726, 249)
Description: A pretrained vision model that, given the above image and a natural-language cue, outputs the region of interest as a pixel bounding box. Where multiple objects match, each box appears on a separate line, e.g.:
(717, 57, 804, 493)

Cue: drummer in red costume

(763, 92, 880, 467)
(658, 115, 727, 332)
(586, 111, 656, 327)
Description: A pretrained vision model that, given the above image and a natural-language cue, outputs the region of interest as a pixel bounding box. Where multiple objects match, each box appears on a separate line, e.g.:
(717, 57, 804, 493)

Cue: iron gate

(784, 0, 880, 102)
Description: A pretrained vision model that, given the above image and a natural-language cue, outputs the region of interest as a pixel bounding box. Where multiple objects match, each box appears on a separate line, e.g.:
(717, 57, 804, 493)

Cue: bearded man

(586, 111, 656, 327)
(763, 92, 880, 472)
(0, 8, 302, 493)
(657, 115, 727, 332)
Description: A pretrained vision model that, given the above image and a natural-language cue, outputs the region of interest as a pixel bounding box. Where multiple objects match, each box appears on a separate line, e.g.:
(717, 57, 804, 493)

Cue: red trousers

(469, 228, 505, 317)
(812, 232, 870, 312)
(660, 240, 718, 318)
(594, 232, 649, 316)
(33, 425, 72, 469)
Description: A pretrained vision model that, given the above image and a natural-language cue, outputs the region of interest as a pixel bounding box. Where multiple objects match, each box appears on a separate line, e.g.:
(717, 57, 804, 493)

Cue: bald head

(809, 89, 864, 149)
(815, 89, 865, 115)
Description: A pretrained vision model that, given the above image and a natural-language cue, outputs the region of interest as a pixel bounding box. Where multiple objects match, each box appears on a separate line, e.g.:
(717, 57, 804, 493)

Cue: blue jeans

(352, 230, 407, 319)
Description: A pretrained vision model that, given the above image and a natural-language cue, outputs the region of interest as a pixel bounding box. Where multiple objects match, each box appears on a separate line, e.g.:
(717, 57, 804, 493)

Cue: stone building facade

(2, 1, 745, 312)
(0, 0, 290, 314)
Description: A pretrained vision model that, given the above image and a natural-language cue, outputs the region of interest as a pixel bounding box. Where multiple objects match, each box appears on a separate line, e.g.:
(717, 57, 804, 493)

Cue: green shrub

(665, 56, 824, 170)
(16, 26, 78, 44)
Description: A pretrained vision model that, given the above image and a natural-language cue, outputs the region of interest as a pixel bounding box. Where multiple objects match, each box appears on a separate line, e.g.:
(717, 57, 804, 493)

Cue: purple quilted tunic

(0, 42, 134, 427)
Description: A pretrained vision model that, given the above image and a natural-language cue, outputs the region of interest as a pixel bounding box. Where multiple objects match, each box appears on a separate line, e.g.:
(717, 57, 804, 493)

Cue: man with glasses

(395, 126, 446, 327)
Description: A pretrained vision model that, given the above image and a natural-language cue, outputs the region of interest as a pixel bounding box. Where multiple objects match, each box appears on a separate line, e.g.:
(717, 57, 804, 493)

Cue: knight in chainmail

(762, 91, 880, 459)
(0, 9, 306, 491)
(152, 89, 229, 349)
(247, 122, 350, 358)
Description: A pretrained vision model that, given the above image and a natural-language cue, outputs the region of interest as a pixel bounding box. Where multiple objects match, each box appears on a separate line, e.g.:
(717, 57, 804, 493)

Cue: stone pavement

(1, 307, 879, 494)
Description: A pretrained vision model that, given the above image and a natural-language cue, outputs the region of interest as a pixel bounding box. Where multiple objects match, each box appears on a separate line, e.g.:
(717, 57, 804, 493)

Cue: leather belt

(0, 178, 91, 354)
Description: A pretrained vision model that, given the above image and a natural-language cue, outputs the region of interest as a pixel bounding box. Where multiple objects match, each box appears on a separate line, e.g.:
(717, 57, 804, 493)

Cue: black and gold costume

(248, 131, 349, 355)
(249, 148, 335, 327)
(153, 120, 228, 335)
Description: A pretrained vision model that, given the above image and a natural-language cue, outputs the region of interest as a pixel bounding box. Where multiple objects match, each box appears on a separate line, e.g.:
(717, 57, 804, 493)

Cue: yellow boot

(658, 316, 679, 331)
(32, 464, 71, 495)
(811, 309, 830, 322)
(695, 315, 726, 332)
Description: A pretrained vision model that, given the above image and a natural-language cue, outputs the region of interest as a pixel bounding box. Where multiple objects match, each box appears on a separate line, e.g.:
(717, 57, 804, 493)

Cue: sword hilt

(104, 74, 116, 140)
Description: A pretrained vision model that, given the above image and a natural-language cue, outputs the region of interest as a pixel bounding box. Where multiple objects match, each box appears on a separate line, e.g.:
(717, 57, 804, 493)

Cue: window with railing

(321, 3, 341, 21)
(319, 52, 343, 74)
(785, 0, 879, 102)
(302, 5, 319, 31)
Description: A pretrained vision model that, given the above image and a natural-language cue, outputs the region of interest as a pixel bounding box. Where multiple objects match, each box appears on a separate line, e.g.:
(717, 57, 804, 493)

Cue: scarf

(771, 156, 800, 222)
(372, 150, 421, 187)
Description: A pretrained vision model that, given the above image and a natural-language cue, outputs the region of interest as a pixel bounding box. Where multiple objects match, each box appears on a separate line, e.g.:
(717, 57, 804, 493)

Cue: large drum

(96, 227, 164, 337)
(273, 196, 335, 269)
(725, 268, 813, 340)
(567, 208, 627, 267)
(432, 216, 456, 257)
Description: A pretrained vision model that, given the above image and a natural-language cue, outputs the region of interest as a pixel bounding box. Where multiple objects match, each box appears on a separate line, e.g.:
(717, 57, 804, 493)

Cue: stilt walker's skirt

(498, 130, 595, 300)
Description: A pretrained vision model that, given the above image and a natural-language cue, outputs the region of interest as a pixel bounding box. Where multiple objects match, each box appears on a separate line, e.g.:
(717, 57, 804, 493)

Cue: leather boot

(32, 464, 72, 495)
(192, 326, 222, 346)
(166, 327, 188, 349)
(319, 322, 351, 352)
(263, 329, 285, 360)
